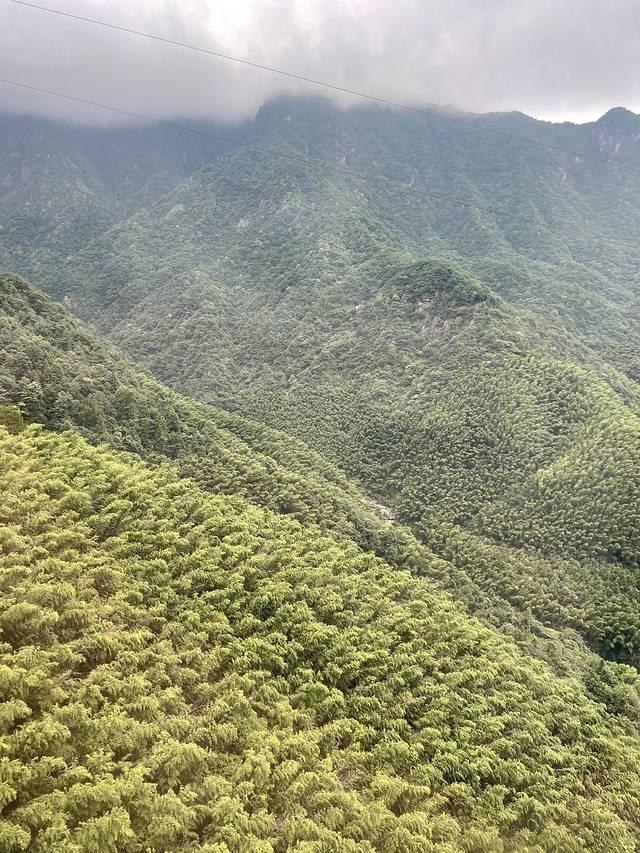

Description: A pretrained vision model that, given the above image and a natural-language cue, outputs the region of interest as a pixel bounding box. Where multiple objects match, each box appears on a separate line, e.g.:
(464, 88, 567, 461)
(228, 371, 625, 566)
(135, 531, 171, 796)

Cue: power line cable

(9, 0, 640, 175)
(0, 76, 507, 216)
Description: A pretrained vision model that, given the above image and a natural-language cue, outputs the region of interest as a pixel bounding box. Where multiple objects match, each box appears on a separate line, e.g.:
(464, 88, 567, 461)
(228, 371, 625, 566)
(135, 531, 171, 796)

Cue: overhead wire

(9, 0, 640, 175)
(0, 77, 507, 216)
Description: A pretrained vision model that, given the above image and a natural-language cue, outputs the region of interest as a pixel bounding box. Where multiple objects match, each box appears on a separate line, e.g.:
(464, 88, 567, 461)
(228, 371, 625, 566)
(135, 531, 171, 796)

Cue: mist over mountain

(3, 0, 640, 122)
(0, 111, 250, 281)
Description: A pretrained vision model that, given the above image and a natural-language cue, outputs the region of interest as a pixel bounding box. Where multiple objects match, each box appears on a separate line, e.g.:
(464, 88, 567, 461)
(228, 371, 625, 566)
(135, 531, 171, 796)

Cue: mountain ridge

(31, 98, 639, 565)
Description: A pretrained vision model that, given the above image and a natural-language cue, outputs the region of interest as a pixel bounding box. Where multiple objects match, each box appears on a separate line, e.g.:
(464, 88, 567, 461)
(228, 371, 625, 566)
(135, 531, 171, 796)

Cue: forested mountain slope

(0, 271, 388, 548)
(29, 99, 639, 575)
(2, 95, 640, 648)
(5, 270, 640, 712)
(4, 266, 640, 846)
(0, 112, 248, 282)
(49, 97, 640, 378)
(5, 420, 640, 851)
(2, 82, 640, 851)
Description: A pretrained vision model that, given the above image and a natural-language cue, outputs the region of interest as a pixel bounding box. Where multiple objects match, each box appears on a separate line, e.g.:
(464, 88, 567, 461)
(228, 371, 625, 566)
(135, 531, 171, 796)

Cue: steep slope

(17, 99, 638, 669)
(5, 272, 640, 692)
(49, 97, 640, 380)
(41, 116, 640, 567)
(0, 112, 248, 282)
(0, 271, 388, 549)
(5, 422, 640, 851)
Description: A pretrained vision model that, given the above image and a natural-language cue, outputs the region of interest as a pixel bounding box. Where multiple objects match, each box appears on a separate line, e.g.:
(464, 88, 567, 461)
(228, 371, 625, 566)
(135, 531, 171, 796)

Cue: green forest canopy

(3, 422, 640, 851)
(3, 271, 640, 679)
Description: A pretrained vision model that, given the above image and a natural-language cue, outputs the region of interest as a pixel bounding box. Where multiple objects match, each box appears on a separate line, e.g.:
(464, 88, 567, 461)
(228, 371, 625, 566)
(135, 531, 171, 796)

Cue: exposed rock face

(592, 107, 640, 156)
(417, 298, 463, 340)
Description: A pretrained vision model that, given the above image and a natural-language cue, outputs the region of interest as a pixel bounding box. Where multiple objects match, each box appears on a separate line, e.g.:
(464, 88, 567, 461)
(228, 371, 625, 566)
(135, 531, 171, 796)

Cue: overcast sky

(2, 0, 640, 125)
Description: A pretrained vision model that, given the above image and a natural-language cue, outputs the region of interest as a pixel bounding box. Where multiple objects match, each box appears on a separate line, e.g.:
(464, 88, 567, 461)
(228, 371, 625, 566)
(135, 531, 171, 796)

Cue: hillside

(25, 99, 639, 571)
(0, 271, 389, 549)
(1, 95, 639, 658)
(2, 97, 640, 849)
(0, 111, 248, 283)
(5, 271, 640, 696)
(5, 419, 640, 850)
(49, 98, 640, 379)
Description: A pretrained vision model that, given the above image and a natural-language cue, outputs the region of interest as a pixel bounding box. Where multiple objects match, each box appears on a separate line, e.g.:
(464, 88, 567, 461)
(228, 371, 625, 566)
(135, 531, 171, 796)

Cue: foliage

(3, 424, 640, 850)
(5, 272, 640, 673)
(0, 272, 388, 549)
(32, 98, 639, 573)
(2, 99, 640, 849)
(0, 112, 249, 283)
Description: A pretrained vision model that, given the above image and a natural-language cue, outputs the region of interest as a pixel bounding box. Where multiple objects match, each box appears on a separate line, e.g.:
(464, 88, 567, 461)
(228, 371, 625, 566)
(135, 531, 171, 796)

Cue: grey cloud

(1, 0, 639, 125)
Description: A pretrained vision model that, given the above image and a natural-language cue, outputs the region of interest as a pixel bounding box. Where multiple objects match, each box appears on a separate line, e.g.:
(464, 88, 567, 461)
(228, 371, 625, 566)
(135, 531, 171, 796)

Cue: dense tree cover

(32, 99, 639, 566)
(6, 272, 640, 696)
(478, 409, 640, 564)
(47, 98, 640, 378)
(0, 272, 393, 550)
(42, 211, 640, 565)
(0, 113, 249, 283)
(2, 101, 640, 847)
(420, 522, 640, 672)
(4, 423, 640, 851)
(242, 352, 640, 564)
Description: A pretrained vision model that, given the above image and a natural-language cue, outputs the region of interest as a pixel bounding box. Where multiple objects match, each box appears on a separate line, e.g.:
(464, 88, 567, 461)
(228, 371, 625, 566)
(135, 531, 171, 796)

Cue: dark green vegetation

(1, 270, 417, 562)
(4, 270, 640, 679)
(19, 99, 638, 642)
(50, 99, 640, 378)
(1, 97, 640, 849)
(41, 100, 640, 556)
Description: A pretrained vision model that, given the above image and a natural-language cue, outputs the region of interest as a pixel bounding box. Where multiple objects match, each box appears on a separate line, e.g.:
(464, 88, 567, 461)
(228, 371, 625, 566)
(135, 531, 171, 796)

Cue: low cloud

(1, 0, 639, 125)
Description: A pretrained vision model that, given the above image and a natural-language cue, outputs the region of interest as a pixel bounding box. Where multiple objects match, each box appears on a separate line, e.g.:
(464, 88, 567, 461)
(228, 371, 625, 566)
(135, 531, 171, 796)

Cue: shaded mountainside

(30, 99, 639, 569)
(49, 97, 640, 379)
(0, 272, 387, 548)
(2, 99, 640, 848)
(0, 111, 249, 283)
(0, 97, 639, 662)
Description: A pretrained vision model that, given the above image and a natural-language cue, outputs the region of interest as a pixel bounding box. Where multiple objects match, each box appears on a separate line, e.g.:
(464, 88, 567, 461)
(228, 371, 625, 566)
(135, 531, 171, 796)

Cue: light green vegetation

(3, 422, 640, 851)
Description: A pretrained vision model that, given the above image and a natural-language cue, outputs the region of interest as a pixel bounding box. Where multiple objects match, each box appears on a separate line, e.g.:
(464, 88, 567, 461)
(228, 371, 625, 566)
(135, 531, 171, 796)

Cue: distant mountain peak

(592, 106, 640, 155)
(596, 106, 640, 123)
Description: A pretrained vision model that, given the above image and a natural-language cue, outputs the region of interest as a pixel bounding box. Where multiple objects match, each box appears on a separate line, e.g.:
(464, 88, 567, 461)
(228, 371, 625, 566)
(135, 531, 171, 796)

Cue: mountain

(49, 97, 640, 378)
(2, 99, 640, 647)
(4, 270, 640, 672)
(0, 271, 393, 548)
(4, 276, 640, 850)
(18, 98, 637, 603)
(2, 96, 640, 848)
(0, 111, 249, 282)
